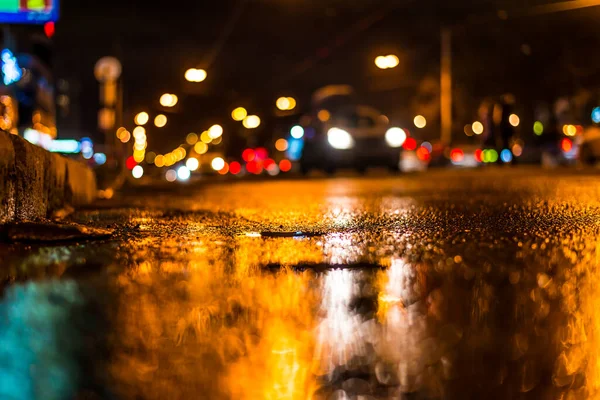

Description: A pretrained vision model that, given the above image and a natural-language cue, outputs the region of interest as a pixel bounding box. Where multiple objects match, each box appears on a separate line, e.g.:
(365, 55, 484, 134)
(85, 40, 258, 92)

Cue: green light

(533, 121, 544, 136)
(489, 149, 499, 163)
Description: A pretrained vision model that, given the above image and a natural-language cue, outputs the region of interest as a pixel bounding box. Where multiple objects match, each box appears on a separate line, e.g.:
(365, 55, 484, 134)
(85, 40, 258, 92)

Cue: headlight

(385, 127, 407, 148)
(327, 128, 354, 149)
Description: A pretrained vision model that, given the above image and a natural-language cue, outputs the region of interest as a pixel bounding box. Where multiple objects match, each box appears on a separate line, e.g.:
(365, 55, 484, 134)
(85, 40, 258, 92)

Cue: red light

(416, 147, 431, 162)
(125, 156, 137, 170)
(450, 148, 464, 163)
(263, 158, 275, 169)
(242, 149, 255, 162)
(474, 149, 483, 163)
(218, 163, 230, 175)
(279, 159, 292, 172)
(44, 22, 55, 38)
(255, 147, 268, 160)
(246, 160, 263, 174)
(230, 161, 242, 175)
(561, 138, 573, 153)
(403, 137, 417, 151)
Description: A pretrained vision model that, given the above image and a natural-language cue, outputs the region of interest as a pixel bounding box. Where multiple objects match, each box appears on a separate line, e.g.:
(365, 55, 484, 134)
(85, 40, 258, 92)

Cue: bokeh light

(154, 155, 165, 167)
(186, 157, 199, 171)
(318, 109, 330, 122)
(275, 138, 289, 152)
(229, 161, 242, 175)
(134, 112, 149, 126)
(165, 169, 177, 182)
(154, 114, 167, 128)
(512, 143, 523, 157)
(500, 148, 513, 163)
(533, 121, 544, 136)
(231, 107, 247, 121)
(413, 115, 426, 129)
(592, 107, 600, 124)
(132, 165, 144, 179)
(133, 126, 146, 139)
(186, 133, 198, 145)
(211, 157, 225, 171)
(160, 93, 178, 107)
(279, 159, 292, 172)
(243, 115, 261, 129)
(375, 54, 399, 69)
(276, 97, 290, 111)
(218, 162, 229, 175)
(119, 130, 131, 143)
(177, 166, 191, 181)
(200, 131, 212, 143)
(290, 125, 304, 139)
(472, 121, 484, 135)
(509, 114, 520, 127)
(185, 68, 207, 82)
(194, 142, 208, 155)
(145, 152, 156, 164)
(208, 124, 223, 139)
(242, 148, 255, 162)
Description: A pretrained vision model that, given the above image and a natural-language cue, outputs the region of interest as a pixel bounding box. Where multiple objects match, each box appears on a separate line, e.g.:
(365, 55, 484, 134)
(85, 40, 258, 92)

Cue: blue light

(287, 138, 304, 161)
(592, 107, 600, 124)
(93, 153, 107, 165)
(500, 149, 513, 163)
(48, 140, 81, 154)
(1, 49, 21, 86)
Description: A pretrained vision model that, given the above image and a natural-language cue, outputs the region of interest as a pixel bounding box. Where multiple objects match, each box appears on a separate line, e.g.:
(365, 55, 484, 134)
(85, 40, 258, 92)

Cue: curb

(0, 131, 97, 223)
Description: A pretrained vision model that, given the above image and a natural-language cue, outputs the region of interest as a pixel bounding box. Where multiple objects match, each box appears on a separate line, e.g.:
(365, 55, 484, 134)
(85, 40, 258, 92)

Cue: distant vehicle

(299, 104, 405, 174)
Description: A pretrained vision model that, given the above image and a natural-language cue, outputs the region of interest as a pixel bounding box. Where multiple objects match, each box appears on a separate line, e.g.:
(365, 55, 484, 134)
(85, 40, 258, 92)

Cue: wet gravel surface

(2, 168, 600, 399)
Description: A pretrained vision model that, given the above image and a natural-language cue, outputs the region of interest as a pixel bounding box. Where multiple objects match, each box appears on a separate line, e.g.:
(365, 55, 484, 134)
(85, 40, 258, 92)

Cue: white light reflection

(314, 270, 371, 377)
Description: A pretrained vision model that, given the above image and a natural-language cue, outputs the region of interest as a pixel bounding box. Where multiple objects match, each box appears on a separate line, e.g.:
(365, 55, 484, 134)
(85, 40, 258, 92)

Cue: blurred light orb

(132, 126, 146, 139)
(185, 68, 207, 83)
(154, 155, 165, 167)
(464, 124, 474, 136)
(154, 114, 167, 127)
(208, 124, 223, 139)
(592, 107, 600, 124)
(276, 97, 291, 111)
(177, 166, 191, 181)
(385, 127, 407, 147)
(119, 130, 131, 143)
(509, 114, 520, 127)
(218, 162, 229, 175)
(275, 138, 289, 151)
(318, 109, 331, 122)
(145, 152, 156, 164)
(243, 115, 261, 129)
(414, 115, 426, 129)
(186, 157, 199, 171)
(160, 93, 178, 107)
(512, 143, 523, 157)
(165, 169, 177, 182)
(134, 112, 149, 125)
(290, 125, 304, 139)
(194, 142, 208, 154)
(231, 107, 247, 121)
(500, 148, 513, 163)
(472, 121, 484, 135)
(566, 124, 577, 136)
(200, 131, 212, 143)
(533, 121, 544, 136)
(186, 132, 198, 145)
(375, 54, 399, 69)
(132, 165, 144, 179)
(211, 157, 225, 171)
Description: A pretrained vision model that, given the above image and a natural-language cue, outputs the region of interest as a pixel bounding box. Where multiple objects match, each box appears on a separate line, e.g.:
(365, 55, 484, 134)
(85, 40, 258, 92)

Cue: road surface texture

(1, 167, 600, 399)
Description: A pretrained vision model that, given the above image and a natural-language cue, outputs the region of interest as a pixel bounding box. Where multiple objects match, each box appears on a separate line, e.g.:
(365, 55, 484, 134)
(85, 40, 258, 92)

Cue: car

(299, 104, 405, 174)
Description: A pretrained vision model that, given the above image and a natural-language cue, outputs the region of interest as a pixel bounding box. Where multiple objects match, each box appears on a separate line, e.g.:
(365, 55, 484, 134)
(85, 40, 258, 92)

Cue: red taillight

(561, 138, 573, 153)
(450, 148, 464, 163)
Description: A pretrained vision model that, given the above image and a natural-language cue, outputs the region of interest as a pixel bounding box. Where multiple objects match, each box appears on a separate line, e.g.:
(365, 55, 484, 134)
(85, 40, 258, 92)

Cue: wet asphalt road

(2, 167, 600, 399)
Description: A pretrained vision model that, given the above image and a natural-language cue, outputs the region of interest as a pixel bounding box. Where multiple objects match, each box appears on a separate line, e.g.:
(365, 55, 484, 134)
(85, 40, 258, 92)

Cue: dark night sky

(52, 0, 600, 152)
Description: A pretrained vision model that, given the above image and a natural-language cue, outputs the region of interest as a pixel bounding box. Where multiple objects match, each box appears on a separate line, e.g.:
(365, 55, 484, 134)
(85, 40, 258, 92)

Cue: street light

(185, 68, 207, 83)
(160, 93, 178, 107)
(134, 112, 149, 125)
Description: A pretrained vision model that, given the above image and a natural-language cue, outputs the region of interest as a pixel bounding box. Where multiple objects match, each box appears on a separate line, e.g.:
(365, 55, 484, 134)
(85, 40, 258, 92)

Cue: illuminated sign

(0, 0, 59, 24)
(1, 49, 21, 85)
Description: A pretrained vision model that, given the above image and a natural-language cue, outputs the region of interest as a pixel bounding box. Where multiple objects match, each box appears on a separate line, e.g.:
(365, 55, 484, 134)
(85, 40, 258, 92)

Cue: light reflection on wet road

(2, 169, 600, 399)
